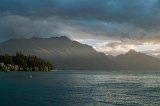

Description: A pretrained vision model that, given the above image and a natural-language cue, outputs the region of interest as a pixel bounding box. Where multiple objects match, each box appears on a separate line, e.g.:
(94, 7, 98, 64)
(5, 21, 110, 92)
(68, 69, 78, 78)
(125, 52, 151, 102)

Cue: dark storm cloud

(0, 0, 160, 41)
(0, 0, 159, 27)
(0, 15, 63, 42)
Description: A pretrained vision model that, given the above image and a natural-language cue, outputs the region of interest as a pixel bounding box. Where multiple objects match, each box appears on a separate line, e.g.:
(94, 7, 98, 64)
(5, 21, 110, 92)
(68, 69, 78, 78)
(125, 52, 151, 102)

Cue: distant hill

(114, 49, 160, 70)
(0, 36, 160, 70)
(0, 36, 115, 70)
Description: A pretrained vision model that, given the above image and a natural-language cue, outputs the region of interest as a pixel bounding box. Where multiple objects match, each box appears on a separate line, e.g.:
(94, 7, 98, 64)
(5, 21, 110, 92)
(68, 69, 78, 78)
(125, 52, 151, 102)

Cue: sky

(0, 0, 160, 57)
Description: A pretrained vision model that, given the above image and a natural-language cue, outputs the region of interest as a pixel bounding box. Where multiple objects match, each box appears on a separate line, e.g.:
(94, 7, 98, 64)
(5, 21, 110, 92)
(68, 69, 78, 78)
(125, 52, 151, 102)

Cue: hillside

(1, 36, 160, 70)
(0, 36, 115, 70)
(114, 49, 160, 70)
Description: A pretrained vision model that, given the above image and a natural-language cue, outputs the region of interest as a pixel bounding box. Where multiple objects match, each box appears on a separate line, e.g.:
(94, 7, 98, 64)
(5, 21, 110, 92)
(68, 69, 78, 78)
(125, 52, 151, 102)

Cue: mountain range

(114, 49, 160, 70)
(0, 36, 160, 70)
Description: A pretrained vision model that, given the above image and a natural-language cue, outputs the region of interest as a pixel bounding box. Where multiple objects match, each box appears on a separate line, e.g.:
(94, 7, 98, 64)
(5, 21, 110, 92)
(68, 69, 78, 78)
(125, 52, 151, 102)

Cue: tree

(0, 52, 55, 71)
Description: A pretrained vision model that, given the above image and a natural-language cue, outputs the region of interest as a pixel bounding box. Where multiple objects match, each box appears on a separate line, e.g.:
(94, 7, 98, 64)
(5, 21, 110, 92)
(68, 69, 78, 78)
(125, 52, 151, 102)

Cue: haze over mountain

(0, 36, 116, 70)
(0, 36, 160, 70)
(114, 49, 160, 70)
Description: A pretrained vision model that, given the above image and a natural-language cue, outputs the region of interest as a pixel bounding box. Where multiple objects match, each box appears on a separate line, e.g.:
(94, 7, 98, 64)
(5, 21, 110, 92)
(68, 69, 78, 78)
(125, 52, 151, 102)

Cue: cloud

(94, 41, 137, 56)
(61, 19, 160, 43)
(93, 40, 160, 56)
(0, 0, 160, 43)
(0, 0, 159, 27)
(144, 49, 160, 55)
(0, 15, 64, 41)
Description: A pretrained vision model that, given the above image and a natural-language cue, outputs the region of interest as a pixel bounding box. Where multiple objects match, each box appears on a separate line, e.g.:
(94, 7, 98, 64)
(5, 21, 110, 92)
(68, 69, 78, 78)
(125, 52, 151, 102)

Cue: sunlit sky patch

(75, 39, 160, 57)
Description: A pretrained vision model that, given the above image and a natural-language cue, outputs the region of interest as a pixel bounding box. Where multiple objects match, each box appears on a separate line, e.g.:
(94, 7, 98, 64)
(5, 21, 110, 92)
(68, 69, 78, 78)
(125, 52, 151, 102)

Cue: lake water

(0, 70, 160, 106)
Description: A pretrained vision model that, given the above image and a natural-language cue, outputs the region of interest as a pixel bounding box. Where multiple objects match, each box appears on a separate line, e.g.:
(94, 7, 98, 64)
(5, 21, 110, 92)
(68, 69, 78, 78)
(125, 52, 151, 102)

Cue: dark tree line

(0, 52, 54, 72)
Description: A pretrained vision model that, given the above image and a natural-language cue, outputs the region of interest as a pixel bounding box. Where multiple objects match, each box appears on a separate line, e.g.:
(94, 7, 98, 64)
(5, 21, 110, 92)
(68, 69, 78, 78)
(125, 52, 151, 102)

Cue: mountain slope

(0, 36, 116, 70)
(115, 49, 160, 70)
(1, 37, 160, 70)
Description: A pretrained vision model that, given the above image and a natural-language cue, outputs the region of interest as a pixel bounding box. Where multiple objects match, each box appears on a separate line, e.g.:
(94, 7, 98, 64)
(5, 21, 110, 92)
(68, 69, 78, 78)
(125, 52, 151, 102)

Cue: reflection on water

(0, 71, 160, 106)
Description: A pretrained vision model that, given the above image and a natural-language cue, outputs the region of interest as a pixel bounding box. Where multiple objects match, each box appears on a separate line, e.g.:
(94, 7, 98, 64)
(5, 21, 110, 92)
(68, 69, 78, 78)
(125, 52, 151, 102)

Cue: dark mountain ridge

(0, 36, 160, 70)
(0, 36, 116, 70)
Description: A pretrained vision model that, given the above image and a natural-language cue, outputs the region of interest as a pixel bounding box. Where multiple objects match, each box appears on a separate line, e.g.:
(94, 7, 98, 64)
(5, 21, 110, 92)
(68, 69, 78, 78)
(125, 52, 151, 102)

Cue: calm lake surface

(0, 70, 160, 106)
